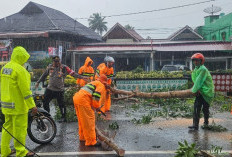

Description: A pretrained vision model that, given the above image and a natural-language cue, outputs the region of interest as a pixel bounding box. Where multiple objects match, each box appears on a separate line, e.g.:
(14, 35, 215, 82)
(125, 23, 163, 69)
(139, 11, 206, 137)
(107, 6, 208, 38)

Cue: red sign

(48, 47, 57, 56)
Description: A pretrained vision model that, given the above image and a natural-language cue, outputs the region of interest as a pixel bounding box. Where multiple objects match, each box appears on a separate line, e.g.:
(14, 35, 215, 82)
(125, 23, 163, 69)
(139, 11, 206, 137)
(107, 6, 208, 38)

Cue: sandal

(25, 151, 35, 157)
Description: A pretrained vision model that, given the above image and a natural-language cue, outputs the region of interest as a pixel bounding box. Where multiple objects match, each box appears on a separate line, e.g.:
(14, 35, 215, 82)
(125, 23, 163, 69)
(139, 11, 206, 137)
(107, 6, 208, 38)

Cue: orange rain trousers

(101, 91, 111, 112)
(73, 90, 97, 146)
(95, 63, 114, 112)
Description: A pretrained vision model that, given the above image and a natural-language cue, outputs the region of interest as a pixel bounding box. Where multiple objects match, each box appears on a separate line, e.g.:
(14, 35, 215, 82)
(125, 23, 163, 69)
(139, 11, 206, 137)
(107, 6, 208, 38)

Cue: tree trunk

(96, 126, 125, 157)
(111, 88, 194, 99)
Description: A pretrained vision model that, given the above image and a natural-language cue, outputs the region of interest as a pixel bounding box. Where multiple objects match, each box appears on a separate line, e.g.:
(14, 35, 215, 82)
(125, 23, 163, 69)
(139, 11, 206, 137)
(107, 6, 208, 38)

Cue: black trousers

(43, 88, 66, 118)
(193, 94, 209, 127)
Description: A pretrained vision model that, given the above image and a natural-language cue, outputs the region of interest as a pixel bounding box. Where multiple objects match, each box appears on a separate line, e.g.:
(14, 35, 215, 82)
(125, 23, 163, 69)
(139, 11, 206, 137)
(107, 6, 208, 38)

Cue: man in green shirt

(188, 53, 214, 131)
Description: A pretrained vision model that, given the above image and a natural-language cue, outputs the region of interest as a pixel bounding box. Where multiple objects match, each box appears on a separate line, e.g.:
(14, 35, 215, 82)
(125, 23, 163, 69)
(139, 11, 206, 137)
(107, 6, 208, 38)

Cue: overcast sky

(0, 0, 231, 39)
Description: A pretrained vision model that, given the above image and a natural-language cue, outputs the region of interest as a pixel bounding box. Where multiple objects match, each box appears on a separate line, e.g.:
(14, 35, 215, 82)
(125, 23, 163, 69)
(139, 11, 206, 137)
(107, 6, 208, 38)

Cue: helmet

(104, 56, 115, 63)
(97, 74, 108, 84)
(191, 53, 205, 64)
(52, 56, 60, 62)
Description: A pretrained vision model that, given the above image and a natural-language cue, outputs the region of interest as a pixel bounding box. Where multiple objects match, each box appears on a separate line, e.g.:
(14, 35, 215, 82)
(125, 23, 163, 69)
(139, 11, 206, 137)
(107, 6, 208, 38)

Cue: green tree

(88, 13, 107, 35)
(124, 24, 134, 30)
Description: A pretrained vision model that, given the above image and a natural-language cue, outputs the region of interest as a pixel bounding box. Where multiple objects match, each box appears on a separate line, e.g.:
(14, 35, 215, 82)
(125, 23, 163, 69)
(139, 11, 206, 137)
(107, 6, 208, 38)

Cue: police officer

(1, 46, 37, 157)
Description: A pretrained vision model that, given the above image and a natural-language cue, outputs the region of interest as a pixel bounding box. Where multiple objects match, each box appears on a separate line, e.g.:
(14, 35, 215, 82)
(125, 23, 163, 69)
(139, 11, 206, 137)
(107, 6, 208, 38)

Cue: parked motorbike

(27, 93, 57, 144)
(0, 94, 57, 145)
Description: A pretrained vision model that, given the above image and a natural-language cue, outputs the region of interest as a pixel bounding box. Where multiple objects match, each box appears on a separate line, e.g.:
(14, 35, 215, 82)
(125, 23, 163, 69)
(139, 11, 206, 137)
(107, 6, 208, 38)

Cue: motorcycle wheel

(28, 114, 57, 144)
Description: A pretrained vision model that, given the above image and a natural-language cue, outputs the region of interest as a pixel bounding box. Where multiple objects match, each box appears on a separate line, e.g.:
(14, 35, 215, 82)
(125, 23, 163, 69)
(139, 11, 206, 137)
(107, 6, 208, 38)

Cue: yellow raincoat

(0, 46, 36, 157)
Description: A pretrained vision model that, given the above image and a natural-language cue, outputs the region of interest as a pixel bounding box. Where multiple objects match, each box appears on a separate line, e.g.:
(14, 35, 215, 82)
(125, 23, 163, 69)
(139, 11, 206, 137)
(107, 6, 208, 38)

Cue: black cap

(52, 56, 60, 61)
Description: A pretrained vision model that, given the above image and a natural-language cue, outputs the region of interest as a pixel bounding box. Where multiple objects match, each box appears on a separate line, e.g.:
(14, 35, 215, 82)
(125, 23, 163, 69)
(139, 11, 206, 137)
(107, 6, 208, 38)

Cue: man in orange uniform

(95, 56, 114, 112)
(73, 74, 108, 146)
(76, 57, 94, 87)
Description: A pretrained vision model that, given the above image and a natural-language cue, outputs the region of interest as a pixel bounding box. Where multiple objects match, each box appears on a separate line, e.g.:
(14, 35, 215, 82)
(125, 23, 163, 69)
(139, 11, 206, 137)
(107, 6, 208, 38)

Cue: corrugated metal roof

(0, 2, 101, 41)
(0, 32, 49, 38)
(70, 41, 232, 52)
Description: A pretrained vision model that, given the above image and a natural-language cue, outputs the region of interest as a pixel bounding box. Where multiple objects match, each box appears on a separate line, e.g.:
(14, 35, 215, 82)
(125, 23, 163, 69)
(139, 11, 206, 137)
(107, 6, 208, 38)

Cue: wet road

(2, 103, 232, 157)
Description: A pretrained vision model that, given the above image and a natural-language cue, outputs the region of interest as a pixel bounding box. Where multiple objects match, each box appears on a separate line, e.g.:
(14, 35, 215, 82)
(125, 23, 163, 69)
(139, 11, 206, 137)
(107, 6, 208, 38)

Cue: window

(212, 35, 216, 41)
(221, 32, 226, 41)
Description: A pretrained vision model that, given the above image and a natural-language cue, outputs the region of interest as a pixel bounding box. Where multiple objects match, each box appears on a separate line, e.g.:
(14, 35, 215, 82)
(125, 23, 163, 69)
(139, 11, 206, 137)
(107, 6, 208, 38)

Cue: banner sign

(28, 51, 48, 61)
(48, 46, 62, 60)
(116, 79, 188, 91)
(48, 47, 57, 56)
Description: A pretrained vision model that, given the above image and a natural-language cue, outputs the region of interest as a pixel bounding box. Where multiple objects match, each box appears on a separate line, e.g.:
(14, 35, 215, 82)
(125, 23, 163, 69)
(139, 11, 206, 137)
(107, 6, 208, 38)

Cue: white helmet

(104, 56, 115, 63)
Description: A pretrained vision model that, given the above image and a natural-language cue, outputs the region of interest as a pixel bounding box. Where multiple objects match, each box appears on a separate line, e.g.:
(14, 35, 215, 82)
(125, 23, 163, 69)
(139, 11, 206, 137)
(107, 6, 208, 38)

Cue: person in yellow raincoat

(95, 56, 114, 112)
(76, 57, 94, 87)
(73, 74, 108, 147)
(0, 46, 37, 157)
(188, 53, 214, 131)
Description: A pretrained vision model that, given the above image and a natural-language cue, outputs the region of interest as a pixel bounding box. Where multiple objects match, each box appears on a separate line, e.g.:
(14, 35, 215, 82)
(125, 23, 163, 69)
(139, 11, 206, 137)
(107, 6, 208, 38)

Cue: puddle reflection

(189, 130, 209, 150)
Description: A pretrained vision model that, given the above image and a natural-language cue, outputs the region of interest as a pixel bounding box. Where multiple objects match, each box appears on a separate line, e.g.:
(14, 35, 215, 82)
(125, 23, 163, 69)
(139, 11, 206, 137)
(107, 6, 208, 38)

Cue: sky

(0, 0, 232, 39)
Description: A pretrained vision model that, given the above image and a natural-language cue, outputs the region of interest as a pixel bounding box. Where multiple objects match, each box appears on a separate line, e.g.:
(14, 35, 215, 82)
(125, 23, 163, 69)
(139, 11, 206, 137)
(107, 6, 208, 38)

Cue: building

(196, 12, 232, 41)
(69, 23, 232, 72)
(0, 1, 101, 62)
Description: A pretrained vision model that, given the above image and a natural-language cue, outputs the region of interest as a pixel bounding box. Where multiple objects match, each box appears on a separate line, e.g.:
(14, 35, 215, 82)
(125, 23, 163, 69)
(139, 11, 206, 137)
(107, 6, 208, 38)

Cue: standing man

(95, 56, 114, 112)
(188, 53, 214, 131)
(35, 56, 80, 122)
(73, 74, 108, 147)
(1, 46, 37, 157)
(76, 56, 94, 87)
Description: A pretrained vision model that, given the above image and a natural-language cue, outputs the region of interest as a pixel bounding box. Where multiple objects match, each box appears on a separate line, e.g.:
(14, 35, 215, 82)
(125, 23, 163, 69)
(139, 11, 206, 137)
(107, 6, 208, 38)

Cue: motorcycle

(27, 93, 57, 144)
(0, 93, 57, 145)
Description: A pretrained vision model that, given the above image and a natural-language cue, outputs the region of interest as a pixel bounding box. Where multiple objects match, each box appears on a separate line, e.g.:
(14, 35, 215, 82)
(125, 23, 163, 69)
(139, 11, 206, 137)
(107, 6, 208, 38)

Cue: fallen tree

(110, 88, 194, 99)
(96, 126, 125, 156)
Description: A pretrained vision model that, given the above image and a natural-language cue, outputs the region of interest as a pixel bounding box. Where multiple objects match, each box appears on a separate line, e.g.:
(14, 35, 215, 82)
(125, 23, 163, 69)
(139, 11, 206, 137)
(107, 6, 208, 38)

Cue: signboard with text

(116, 79, 188, 91)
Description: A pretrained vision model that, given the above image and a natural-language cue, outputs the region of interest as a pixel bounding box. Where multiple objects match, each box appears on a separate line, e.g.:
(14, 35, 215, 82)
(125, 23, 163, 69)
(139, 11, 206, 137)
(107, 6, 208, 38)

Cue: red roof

(71, 41, 232, 52)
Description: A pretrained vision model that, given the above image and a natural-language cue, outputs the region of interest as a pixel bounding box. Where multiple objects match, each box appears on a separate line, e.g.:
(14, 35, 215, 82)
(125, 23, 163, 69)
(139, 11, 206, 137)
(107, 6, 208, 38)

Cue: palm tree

(88, 13, 107, 35)
(124, 24, 134, 30)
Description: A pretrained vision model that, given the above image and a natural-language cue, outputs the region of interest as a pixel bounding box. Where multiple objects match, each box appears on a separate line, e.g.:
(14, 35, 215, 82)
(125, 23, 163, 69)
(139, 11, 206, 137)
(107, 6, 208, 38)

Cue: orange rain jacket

(95, 63, 114, 112)
(73, 80, 106, 146)
(76, 57, 94, 87)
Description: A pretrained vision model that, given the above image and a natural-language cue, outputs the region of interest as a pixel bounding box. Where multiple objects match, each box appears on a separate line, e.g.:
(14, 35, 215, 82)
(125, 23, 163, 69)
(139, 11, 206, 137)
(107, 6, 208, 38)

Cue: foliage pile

(55, 86, 80, 122)
(210, 145, 223, 155)
(54, 105, 77, 122)
(175, 140, 199, 157)
(109, 122, 119, 130)
(212, 92, 232, 112)
(64, 86, 80, 107)
(201, 121, 227, 132)
(132, 115, 152, 124)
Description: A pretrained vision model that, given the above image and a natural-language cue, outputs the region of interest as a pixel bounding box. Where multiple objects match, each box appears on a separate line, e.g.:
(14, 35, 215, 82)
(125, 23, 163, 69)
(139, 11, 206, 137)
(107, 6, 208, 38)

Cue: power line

(76, 0, 215, 19)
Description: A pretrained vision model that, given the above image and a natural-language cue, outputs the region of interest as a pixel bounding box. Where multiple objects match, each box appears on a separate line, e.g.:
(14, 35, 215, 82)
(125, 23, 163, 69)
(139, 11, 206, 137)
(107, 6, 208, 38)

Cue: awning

(0, 32, 49, 38)
(70, 42, 232, 52)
